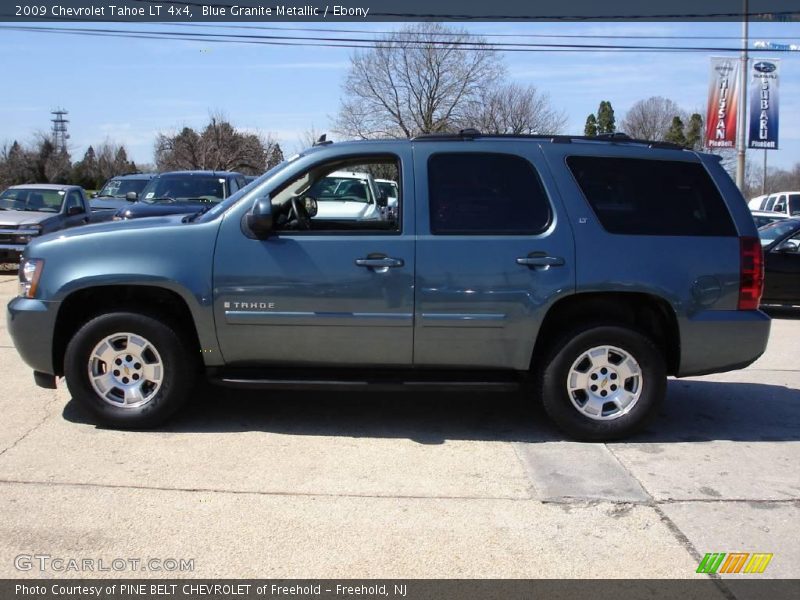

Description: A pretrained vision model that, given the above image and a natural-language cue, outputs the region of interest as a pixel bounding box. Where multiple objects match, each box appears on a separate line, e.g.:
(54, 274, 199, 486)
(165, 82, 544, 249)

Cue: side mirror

(125, 192, 138, 202)
(246, 197, 273, 239)
(376, 190, 388, 208)
(67, 205, 84, 216)
(90, 192, 98, 199)
(775, 240, 799, 253)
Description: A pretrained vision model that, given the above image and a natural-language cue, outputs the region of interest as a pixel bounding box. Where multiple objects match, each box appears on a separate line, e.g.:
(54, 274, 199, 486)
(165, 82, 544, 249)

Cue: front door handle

(516, 253, 565, 269)
(355, 256, 404, 270)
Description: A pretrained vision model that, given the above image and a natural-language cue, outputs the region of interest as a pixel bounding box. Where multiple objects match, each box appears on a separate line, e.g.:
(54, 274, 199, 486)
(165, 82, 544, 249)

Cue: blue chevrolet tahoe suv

(7, 132, 770, 440)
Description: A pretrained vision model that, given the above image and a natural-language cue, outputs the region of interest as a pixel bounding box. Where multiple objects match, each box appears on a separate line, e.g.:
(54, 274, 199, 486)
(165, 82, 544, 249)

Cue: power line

(2, 24, 794, 53)
(165, 22, 800, 42)
(132, 0, 799, 20)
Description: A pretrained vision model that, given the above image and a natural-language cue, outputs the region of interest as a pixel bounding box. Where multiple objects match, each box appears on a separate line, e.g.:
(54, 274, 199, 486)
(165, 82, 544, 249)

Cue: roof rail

(412, 129, 685, 150)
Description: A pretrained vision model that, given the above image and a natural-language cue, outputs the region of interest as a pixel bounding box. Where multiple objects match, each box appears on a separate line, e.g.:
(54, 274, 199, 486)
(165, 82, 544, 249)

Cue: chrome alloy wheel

(566, 345, 643, 420)
(87, 333, 164, 408)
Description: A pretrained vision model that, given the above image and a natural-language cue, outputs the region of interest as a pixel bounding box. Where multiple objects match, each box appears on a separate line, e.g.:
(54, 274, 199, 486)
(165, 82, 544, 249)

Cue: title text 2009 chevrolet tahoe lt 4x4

(7, 132, 770, 440)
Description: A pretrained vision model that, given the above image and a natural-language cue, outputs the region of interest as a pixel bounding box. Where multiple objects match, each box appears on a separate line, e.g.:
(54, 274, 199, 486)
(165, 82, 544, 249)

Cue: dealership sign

(705, 57, 741, 149)
(748, 59, 780, 150)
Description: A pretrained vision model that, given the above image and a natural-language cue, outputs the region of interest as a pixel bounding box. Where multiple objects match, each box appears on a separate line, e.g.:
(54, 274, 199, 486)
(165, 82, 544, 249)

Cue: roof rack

(412, 129, 685, 150)
(313, 134, 333, 146)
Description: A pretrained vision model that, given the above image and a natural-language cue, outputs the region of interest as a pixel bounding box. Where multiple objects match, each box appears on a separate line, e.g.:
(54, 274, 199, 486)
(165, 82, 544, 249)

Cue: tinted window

(428, 153, 551, 235)
(567, 156, 736, 236)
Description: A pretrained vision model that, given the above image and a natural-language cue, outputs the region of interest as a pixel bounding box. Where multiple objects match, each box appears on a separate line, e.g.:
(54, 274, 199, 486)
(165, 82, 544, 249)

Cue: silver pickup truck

(0, 184, 104, 263)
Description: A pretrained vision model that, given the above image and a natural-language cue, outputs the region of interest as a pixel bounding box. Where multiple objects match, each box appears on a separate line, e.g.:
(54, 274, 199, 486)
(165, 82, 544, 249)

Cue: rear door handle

(355, 257, 404, 269)
(516, 254, 565, 269)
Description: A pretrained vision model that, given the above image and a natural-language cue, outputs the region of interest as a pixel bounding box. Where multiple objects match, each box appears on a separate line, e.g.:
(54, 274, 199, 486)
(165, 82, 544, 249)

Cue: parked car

(769, 191, 800, 217)
(751, 191, 800, 215)
(748, 194, 769, 210)
(0, 184, 102, 263)
(758, 218, 800, 307)
(304, 170, 389, 222)
(8, 132, 770, 440)
(751, 210, 788, 229)
(90, 173, 156, 215)
(113, 171, 246, 220)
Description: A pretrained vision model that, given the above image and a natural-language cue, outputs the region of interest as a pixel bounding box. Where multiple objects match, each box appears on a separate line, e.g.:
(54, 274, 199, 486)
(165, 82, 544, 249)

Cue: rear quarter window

(566, 156, 736, 236)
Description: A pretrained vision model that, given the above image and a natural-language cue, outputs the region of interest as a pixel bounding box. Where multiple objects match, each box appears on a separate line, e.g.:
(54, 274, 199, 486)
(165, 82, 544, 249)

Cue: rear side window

(567, 156, 736, 236)
(428, 153, 551, 235)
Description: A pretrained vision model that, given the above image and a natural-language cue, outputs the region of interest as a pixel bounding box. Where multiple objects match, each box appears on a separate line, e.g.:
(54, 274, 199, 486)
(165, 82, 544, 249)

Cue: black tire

(536, 324, 666, 441)
(64, 312, 197, 428)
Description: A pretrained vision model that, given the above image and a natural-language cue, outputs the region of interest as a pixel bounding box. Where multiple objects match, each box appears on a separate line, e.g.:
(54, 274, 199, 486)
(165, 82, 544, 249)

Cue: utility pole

(735, 0, 748, 191)
(50, 108, 70, 153)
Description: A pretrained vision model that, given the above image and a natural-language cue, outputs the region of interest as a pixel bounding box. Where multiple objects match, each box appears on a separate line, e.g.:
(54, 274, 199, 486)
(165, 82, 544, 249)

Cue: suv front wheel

(64, 312, 196, 428)
(538, 324, 666, 441)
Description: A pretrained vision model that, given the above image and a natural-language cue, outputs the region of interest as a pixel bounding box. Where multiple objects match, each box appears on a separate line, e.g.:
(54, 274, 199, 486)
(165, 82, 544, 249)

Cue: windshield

(758, 219, 800, 246)
(376, 181, 398, 198)
(141, 175, 226, 204)
(97, 178, 149, 198)
(0, 188, 65, 212)
(195, 161, 289, 223)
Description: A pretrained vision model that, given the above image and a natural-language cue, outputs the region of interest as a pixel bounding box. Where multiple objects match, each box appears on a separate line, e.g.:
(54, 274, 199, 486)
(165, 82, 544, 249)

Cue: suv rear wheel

(537, 324, 666, 441)
(64, 312, 196, 428)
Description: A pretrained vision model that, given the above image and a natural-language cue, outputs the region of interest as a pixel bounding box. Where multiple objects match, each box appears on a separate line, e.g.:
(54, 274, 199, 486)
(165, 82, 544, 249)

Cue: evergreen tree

(584, 114, 598, 136)
(685, 113, 704, 150)
(267, 143, 284, 169)
(596, 101, 616, 134)
(665, 116, 686, 146)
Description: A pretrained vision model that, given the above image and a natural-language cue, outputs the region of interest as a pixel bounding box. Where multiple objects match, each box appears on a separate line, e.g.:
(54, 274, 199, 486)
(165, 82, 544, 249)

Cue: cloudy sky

(1, 20, 798, 177)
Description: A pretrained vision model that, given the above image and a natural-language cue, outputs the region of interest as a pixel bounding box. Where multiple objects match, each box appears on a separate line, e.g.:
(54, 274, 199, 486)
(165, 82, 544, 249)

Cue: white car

(748, 194, 769, 210)
(751, 191, 800, 216)
(310, 170, 384, 221)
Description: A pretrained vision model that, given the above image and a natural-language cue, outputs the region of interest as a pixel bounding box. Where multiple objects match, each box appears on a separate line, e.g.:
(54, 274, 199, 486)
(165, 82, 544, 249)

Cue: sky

(1, 20, 799, 179)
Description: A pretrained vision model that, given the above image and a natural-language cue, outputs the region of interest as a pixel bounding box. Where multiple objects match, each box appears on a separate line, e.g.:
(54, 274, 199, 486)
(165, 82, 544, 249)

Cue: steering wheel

(289, 195, 311, 230)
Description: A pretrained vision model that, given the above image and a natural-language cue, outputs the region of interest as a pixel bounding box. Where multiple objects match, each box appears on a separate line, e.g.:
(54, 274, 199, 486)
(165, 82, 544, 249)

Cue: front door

(213, 151, 414, 367)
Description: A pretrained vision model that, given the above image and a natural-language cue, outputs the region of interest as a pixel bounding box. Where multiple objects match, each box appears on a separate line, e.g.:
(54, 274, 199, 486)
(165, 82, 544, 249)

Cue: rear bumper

(7, 296, 60, 376)
(677, 309, 771, 377)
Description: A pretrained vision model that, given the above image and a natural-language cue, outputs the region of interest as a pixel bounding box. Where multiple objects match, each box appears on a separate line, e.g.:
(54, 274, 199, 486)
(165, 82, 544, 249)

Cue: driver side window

(271, 156, 401, 234)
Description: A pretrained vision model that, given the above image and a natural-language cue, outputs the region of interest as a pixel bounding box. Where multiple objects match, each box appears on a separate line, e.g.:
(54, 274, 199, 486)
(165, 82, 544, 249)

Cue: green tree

(72, 146, 99, 189)
(584, 114, 598, 136)
(597, 101, 616, 134)
(665, 116, 687, 146)
(685, 113, 704, 150)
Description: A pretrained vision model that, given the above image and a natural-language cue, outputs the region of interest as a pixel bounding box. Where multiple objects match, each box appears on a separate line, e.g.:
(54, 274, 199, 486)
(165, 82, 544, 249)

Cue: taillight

(738, 236, 764, 310)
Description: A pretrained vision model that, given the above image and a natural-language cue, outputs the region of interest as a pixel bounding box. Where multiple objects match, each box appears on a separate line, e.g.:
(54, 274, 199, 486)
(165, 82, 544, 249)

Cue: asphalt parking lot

(0, 268, 797, 580)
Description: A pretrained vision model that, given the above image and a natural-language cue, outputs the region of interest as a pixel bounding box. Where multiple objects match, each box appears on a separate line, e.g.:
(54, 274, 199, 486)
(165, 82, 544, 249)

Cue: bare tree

(621, 97, 685, 141)
(460, 83, 567, 135)
(155, 115, 277, 175)
(334, 23, 504, 139)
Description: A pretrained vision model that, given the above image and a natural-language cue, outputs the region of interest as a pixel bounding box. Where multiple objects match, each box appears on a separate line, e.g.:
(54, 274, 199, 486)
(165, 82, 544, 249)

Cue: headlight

(15, 225, 42, 244)
(19, 258, 44, 298)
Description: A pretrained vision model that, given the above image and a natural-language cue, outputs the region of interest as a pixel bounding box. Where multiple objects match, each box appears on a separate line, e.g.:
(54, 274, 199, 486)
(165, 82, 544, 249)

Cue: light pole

(736, 0, 749, 192)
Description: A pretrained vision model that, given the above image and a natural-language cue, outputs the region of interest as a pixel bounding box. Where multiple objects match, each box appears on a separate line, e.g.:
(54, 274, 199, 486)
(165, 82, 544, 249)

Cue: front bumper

(678, 309, 771, 377)
(7, 296, 60, 375)
(0, 243, 24, 261)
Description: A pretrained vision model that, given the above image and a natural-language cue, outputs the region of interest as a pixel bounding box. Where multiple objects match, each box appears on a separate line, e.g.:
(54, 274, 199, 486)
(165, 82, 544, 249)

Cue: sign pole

(736, 0, 748, 191)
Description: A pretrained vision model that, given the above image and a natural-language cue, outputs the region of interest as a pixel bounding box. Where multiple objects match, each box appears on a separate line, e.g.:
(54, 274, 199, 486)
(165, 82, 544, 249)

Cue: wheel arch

(530, 291, 680, 376)
(53, 284, 204, 376)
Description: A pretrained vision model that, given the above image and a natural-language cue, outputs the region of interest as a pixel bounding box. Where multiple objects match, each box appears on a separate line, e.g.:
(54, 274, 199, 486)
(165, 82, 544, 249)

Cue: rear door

(411, 141, 575, 370)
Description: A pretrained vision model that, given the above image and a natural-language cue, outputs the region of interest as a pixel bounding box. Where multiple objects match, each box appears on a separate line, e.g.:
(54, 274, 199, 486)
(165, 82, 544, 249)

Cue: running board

(208, 368, 524, 392)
